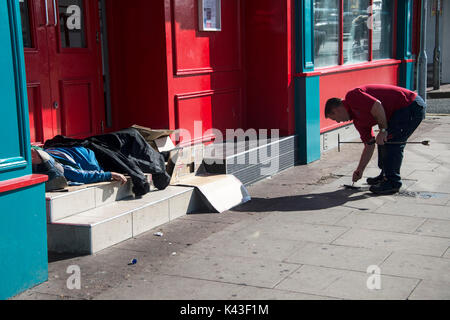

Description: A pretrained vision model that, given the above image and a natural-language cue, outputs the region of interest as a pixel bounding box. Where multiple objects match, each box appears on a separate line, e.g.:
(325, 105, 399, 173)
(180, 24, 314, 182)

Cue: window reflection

(59, 0, 87, 48)
(20, 0, 33, 48)
(372, 0, 394, 60)
(343, 0, 370, 64)
(314, 0, 339, 68)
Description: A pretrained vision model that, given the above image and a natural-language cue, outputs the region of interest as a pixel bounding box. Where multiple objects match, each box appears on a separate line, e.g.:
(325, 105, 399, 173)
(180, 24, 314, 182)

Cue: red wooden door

(21, 0, 53, 142)
(21, 0, 104, 142)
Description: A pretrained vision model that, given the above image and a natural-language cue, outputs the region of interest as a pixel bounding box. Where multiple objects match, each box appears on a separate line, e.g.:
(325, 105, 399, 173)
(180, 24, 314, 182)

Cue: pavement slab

(408, 280, 450, 300)
(335, 212, 426, 234)
(182, 230, 311, 262)
(94, 274, 244, 300)
(380, 252, 450, 282)
(275, 265, 419, 300)
(333, 228, 450, 257)
(414, 219, 450, 238)
(254, 208, 353, 227)
(374, 201, 450, 220)
(224, 218, 350, 244)
(158, 252, 301, 288)
(284, 243, 390, 272)
(444, 248, 450, 259)
(228, 286, 338, 300)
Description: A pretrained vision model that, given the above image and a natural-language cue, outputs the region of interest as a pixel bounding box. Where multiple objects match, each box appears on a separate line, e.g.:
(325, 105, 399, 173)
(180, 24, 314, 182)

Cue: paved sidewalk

(13, 116, 450, 300)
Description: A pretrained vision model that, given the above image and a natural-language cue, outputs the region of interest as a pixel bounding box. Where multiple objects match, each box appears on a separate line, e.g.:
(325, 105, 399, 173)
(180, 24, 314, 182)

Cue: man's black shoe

(366, 174, 384, 186)
(370, 181, 400, 195)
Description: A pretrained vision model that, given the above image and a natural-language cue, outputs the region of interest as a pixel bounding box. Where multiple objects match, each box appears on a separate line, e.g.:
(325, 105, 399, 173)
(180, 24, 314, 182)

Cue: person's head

(325, 98, 351, 123)
(31, 148, 43, 165)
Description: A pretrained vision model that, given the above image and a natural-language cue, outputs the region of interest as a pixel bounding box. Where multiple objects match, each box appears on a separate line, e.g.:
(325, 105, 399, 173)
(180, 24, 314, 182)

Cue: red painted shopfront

(22, 0, 417, 161)
(23, 0, 297, 146)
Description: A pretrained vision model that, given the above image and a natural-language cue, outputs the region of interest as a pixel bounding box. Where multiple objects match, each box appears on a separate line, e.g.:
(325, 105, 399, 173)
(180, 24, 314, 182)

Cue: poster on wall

(199, 0, 221, 31)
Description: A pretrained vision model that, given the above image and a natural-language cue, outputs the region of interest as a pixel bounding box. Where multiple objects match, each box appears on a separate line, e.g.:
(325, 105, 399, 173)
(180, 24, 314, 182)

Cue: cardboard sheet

(176, 174, 251, 213)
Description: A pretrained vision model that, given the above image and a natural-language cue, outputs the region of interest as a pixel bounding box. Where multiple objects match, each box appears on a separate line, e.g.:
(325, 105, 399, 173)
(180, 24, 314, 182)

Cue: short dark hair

(324, 98, 343, 118)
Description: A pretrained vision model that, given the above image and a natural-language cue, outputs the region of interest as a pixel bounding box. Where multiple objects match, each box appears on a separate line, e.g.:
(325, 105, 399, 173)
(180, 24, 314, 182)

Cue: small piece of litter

(171, 252, 177, 256)
(154, 232, 164, 237)
(128, 259, 137, 265)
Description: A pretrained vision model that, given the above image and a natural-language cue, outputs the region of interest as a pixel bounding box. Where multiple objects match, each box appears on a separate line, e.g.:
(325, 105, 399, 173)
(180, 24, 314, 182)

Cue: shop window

(343, 0, 370, 64)
(59, 0, 87, 48)
(314, 0, 340, 68)
(313, 0, 394, 68)
(20, 0, 33, 48)
(372, 0, 394, 60)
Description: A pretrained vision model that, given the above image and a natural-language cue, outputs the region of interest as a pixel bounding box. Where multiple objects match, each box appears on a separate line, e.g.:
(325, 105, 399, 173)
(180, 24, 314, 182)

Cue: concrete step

(46, 175, 153, 223)
(47, 186, 200, 254)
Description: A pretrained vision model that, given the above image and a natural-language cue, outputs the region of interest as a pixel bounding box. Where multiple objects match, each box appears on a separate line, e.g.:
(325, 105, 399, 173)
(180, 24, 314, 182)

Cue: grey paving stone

(415, 219, 450, 238)
(229, 218, 349, 244)
(275, 265, 419, 300)
(183, 231, 309, 262)
(160, 252, 301, 288)
(333, 228, 450, 256)
(444, 248, 450, 259)
(94, 274, 243, 300)
(380, 252, 450, 282)
(409, 280, 450, 300)
(374, 201, 450, 220)
(11, 291, 76, 300)
(335, 212, 426, 233)
(284, 243, 390, 272)
(229, 286, 338, 300)
(257, 208, 352, 227)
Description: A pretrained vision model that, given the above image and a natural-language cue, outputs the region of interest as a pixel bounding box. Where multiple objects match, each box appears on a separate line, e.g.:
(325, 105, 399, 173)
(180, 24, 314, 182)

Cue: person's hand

(352, 169, 363, 183)
(376, 130, 388, 145)
(111, 172, 127, 185)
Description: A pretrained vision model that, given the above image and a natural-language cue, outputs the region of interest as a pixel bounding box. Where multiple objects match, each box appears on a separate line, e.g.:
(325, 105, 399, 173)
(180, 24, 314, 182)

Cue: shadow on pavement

(232, 189, 376, 213)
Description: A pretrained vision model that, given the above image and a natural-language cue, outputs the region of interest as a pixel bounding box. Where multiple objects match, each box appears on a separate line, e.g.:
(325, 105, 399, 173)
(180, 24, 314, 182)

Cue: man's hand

(111, 172, 127, 185)
(376, 130, 388, 145)
(352, 169, 363, 183)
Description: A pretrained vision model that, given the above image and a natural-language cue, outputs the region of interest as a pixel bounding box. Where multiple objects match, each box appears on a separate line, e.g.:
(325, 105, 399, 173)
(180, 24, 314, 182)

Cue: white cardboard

(176, 174, 251, 213)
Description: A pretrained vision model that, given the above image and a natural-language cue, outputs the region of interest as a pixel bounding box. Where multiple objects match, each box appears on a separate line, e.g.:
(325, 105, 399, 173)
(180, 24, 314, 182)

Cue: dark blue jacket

(46, 147, 112, 184)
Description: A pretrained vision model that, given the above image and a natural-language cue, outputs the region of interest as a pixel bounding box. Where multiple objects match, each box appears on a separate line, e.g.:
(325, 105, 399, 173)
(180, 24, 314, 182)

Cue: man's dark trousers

(377, 96, 427, 189)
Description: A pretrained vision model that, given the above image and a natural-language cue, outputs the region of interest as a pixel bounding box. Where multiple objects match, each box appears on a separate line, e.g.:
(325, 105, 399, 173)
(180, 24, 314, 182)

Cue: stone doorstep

(47, 186, 199, 254)
(46, 174, 153, 223)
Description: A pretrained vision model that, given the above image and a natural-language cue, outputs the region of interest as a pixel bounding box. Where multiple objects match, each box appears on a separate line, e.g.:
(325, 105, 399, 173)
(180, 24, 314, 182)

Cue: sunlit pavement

(13, 115, 450, 300)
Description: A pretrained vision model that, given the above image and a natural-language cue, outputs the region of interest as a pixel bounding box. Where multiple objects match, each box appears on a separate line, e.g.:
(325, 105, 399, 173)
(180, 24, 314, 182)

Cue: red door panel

(21, 0, 104, 142)
(47, 0, 104, 138)
(59, 79, 93, 137)
(22, 0, 54, 143)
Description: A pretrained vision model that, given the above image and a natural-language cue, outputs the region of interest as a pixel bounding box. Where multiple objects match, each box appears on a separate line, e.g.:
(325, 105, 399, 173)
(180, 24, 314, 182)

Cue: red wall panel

(107, 0, 170, 131)
(243, 0, 294, 137)
(319, 64, 400, 133)
(171, 0, 241, 75)
(165, 0, 243, 145)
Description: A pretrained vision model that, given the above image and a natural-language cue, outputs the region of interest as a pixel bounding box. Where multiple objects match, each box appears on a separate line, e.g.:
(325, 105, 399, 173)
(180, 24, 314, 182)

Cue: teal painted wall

(0, 185, 48, 300)
(295, 76, 321, 164)
(294, 0, 321, 164)
(397, 0, 414, 89)
(0, 0, 48, 299)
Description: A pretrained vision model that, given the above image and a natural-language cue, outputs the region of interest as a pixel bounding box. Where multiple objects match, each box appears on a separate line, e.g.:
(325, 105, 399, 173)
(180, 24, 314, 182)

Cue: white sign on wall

(198, 0, 221, 31)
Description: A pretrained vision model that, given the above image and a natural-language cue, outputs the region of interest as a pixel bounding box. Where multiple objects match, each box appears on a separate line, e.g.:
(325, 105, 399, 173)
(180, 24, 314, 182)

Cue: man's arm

(353, 142, 376, 182)
(370, 101, 388, 145)
(63, 166, 126, 185)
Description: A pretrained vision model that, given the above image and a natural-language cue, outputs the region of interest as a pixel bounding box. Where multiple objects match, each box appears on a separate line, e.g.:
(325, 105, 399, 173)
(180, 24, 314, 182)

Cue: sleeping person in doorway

(31, 146, 127, 191)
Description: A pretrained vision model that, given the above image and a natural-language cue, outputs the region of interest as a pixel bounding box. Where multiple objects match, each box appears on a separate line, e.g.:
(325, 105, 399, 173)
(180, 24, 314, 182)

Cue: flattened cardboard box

(176, 174, 251, 213)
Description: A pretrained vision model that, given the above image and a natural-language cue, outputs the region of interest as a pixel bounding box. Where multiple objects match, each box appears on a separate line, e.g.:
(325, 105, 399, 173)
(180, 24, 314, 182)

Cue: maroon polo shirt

(343, 84, 418, 143)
